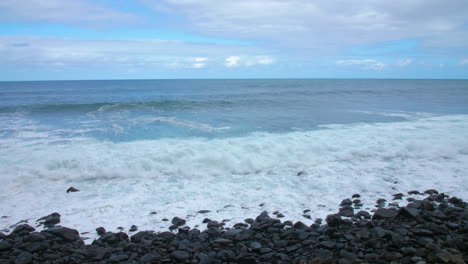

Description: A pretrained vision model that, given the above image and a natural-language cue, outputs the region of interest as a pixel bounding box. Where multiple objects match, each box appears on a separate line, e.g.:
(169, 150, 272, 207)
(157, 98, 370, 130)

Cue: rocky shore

(0, 189, 467, 264)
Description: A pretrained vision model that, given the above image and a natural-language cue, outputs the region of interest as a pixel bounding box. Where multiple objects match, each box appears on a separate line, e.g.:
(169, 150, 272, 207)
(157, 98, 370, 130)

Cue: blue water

(1, 79, 468, 235)
(1, 79, 467, 141)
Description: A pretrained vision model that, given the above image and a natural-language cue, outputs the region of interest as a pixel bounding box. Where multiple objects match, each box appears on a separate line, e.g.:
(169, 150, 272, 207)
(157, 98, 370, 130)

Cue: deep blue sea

(1, 79, 467, 236)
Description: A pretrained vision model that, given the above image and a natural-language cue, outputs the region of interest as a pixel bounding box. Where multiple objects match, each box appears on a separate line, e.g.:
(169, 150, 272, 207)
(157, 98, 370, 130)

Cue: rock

(44, 226, 80, 241)
(424, 189, 438, 195)
(340, 199, 352, 206)
(249, 241, 262, 250)
(129, 225, 138, 232)
(66, 187, 80, 193)
(255, 211, 273, 223)
(0, 241, 12, 251)
(12, 224, 35, 235)
(244, 218, 254, 224)
(96, 227, 106, 236)
(140, 252, 161, 263)
(197, 210, 211, 214)
(372, 208, 398, 219)
(352, 194, 361, 198)
(393, 193, 404, 200)
(171, 250, 189, 261)
(293, 221, 308, 229)
(326, 214, 342, 226)
(318, 241, 336, 249)
(37, 212, 60, 227)
(399, 207, 420, 218)
(15, 252, 32, 264)
(171, 217, 186, 226)
(109, 253, 128, 262)
(408, 190, 420, 195)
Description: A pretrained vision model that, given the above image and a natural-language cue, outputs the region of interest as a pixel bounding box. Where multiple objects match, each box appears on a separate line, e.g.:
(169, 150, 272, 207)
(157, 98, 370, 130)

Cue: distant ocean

(1, 79, 467, 237)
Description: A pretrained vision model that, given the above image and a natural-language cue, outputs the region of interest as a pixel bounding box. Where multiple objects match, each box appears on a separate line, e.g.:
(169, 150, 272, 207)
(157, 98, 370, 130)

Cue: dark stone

(393, 193, 404, 200)
(249, 241, 262, 250)
(171, 250, 189, 260)
(44, 226, 80, 241)
(244, 218, 254, 224)
(408, 190, 420, 195)
(352, 194, 360, 198)
(129, 225, 138, 232)
(318, 241, 336, 249)
(140, 252, 161, 263)
(340, 199, 352, 206)
(276, 213, 285, 218)
(338, 207, 354, 217)
(424, 189, 438, 195)
(96, 227, 106, 236)
(197, 210, 211, 214)
(326, 214, 342, 226)
(171, 216, 186, 226)
(448, 197, 463, 205)
(36, 212, 61, 227)
(12, 224, 35, 235)
(66, 187, 80, 193)
(372, 208, 398, 219)
(0, 241, 12, 251)
(14, 252, 32, 264)
(293, 221, 308, 229)
(202, 218, 211, 223)
(255, 211, 273, 223)
(109, 253, 128, 262)
(399, 207, 420, 218)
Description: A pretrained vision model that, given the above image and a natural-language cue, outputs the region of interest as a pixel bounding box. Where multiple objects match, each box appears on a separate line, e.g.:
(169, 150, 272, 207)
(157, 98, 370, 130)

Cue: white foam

(0, 114, 467, 241)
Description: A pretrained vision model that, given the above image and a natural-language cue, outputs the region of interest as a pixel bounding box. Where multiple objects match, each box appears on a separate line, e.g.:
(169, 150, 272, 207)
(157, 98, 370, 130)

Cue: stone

(197, 210, 211, 214)
(96, 227, 106, 236)
(171, 217, 186, 226)
(340, 199, 352, 206)
(249, 241, 262, 250)
(318, 241, 336, 249)
(293, 221, 308, 229)
(140, 252, 161, 263)
(399, 207, 420, 218)
(14, 252, 33, 264)
(129, 225, 138, 232)
(66, 187, 80, 193)
(171, 250, 189, 260)
(255, 211, 273, 223)
(0, 241, 12, 251)
(372, 208, 398, 219)
(393, 193, 404, 200)
(44, 226, 80, 241)
(12, 224, 35, 235)
(326, 214, 342, 226)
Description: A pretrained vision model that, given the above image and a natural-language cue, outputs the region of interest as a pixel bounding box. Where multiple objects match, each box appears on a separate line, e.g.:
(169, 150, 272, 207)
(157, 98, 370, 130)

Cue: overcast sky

(1, 0, 467, 80)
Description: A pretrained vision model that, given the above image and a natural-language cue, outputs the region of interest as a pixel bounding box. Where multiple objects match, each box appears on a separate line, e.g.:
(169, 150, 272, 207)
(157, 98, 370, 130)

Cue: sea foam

(0, 114, 467, 240)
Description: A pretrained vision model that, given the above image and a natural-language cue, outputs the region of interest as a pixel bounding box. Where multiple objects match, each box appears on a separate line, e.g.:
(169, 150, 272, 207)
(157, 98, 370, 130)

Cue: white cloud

(225, 56, 241, 67)
(0, 0, 139, 27)
(142, 0, 468, 50)
(397, 59, 413, 67)
(336, 59, 385, 70)
(460, 59, 468, 65)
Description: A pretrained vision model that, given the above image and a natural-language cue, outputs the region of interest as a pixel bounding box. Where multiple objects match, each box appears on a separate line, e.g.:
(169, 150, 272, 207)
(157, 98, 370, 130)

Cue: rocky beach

(0, 189, 466, 264)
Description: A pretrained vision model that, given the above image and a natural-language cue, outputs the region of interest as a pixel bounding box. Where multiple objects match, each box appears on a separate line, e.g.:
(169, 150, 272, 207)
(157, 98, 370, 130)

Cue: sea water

(0, 79, 467, 238)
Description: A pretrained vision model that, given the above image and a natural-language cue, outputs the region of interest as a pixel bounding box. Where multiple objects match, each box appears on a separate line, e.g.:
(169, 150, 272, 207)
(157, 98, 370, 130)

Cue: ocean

(1, 79, 467, 237)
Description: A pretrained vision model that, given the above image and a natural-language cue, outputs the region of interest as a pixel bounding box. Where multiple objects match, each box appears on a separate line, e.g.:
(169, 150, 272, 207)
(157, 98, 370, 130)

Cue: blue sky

(0, 0, 467, 80)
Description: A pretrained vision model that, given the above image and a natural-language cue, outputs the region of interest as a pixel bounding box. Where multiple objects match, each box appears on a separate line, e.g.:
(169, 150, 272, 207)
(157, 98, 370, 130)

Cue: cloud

(225, 56, 241, 67)
(336, 59, 385, 70)
(0, 0, 140, 27)
(225, 55, 275, 67)
(460, 59, 468, 65)
(0, 36, 275, 70)
(142, 0, 468, 50)
(397, 59, 413, 67)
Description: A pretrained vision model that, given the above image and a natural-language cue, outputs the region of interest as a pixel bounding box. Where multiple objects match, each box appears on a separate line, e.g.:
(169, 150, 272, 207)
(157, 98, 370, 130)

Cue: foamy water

(0, 79, 467, 240)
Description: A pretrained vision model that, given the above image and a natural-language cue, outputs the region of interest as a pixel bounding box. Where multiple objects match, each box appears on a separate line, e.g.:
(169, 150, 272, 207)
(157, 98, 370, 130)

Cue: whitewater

(0, 79, 467, 240)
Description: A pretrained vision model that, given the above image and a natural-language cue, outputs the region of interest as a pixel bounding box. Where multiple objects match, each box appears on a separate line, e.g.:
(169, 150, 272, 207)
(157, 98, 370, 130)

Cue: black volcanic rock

(66, 186, 80, 193)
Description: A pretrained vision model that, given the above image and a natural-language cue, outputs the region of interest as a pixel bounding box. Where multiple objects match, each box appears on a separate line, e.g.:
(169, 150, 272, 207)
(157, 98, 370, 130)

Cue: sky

(0, 0, 468, 80)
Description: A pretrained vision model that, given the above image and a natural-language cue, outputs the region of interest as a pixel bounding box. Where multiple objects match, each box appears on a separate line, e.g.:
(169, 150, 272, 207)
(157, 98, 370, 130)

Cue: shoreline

(1, 189, 467, 263)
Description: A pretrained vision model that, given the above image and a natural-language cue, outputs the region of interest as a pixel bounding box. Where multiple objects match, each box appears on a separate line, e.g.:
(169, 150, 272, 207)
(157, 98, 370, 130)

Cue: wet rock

(12, 224, 35, 235)
(393, 193, 404, 200)
(293, 221, 308, 229)
(408, 190, 420, 195)
(197, 210, 211, 214)
(37, 212, 61, 227)
(0, 241, 12, 251)
(96, 227, 106, 236)
(129, 225, 138, 232)
(249, 241, 262, 250)
(15, 252, 32, 264)
(171, 217, 186, 226)
(171, 250, 189, 261)
(340, 199, 352, 206)
(44, 227, 80, 241)
(326, 214, 342, 227)
(372, 208, 398, 219)
(66, 187, 80, 193)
